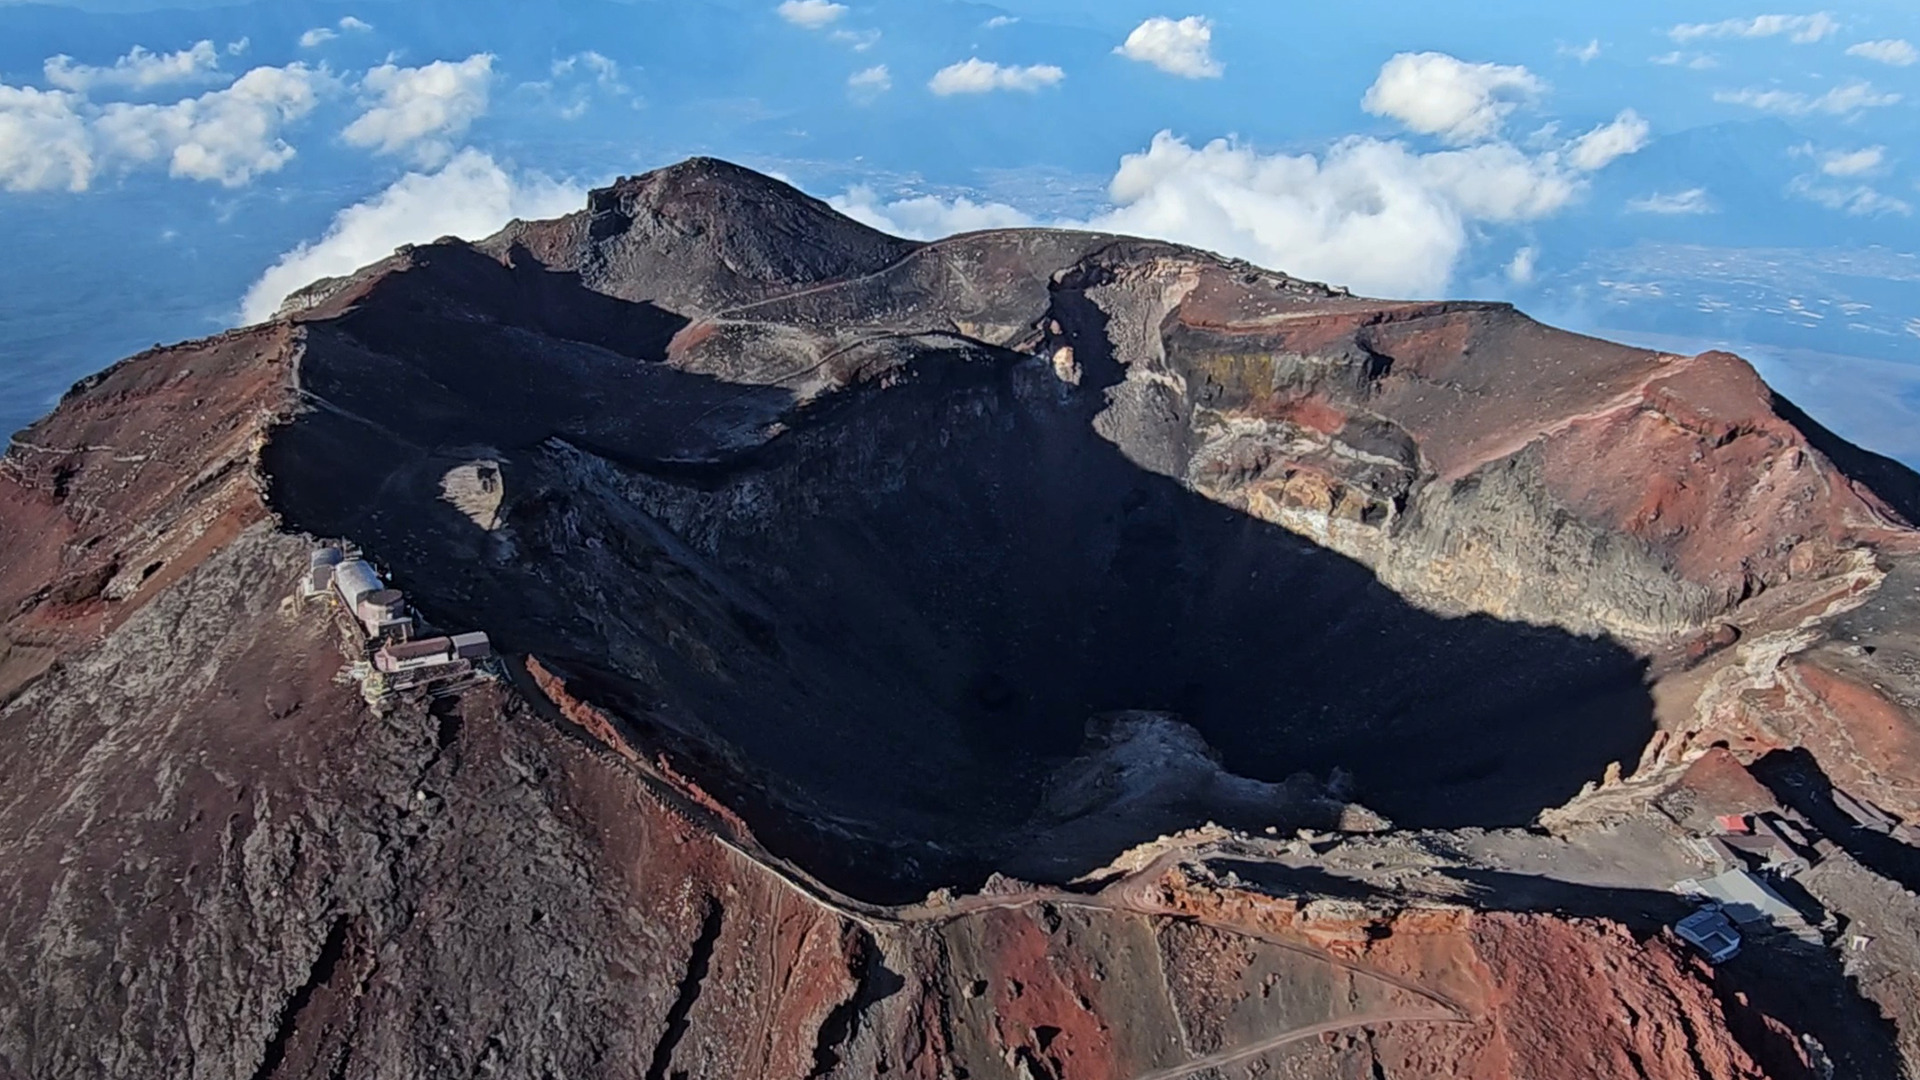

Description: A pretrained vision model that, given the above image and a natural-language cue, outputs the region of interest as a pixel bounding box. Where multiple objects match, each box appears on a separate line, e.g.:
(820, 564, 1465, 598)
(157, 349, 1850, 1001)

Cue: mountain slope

(4, 158, 1919, 1079)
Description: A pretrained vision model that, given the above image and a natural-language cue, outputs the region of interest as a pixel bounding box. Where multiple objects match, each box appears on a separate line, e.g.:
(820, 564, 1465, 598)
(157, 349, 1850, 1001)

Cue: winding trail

(1127, 1011, 1466, 1080)
(503, 656, 1472, 1080)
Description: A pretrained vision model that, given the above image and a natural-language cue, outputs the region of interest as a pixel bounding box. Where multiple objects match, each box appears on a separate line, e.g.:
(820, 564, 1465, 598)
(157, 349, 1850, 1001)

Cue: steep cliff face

(4, 158, 1920, 1079)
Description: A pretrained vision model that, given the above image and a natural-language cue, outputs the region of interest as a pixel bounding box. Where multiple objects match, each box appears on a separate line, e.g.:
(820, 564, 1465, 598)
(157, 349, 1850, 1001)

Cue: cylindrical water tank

(307, 547, 345, 592)
(357, 588, 406, 622)
(332, 560, 384, 607)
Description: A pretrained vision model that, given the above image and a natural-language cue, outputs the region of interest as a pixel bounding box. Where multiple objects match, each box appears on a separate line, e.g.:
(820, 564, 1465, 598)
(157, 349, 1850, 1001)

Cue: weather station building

(303, 543, 494, 701)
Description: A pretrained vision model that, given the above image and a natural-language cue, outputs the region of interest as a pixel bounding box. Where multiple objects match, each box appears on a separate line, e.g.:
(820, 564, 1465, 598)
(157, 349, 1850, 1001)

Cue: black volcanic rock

(485, 156, 921, 311)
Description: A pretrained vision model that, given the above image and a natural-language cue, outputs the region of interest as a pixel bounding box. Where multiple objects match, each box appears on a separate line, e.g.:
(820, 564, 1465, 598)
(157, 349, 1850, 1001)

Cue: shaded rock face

(4, 158, 1920, 1079)
(263, 233, 1654, 900)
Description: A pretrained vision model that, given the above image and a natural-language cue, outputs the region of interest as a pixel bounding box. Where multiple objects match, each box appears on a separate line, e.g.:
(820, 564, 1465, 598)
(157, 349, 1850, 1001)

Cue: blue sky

(2, 0, 1919, 466)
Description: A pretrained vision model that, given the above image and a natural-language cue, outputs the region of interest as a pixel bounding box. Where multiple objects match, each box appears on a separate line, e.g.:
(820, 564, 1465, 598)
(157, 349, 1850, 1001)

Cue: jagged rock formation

(4, 157, 1920, 1079)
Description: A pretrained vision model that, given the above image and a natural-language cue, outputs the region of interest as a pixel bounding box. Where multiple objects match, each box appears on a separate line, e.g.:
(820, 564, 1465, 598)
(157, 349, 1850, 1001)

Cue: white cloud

(1819, 145, 1885, 176)
(0, 85, 93, 191)
(92, 63, 326, 185)
(241, 148, 586, 322)
(1507, 246, 1538, 284)
(342, 54, 493, 162)
(1785, 145, 1904, 214)
(0, 52, 334, 191)
(776, 0, 847, 29)
(552, 51, 625, 91)
(1671, 13, 1840, 44)
(774, 1, 872, 46)
(1361, 52, 1545, 144)
(829, 185, 1034, 237)
(547, 52, 629, 117)
(1560, 39, 1602, 63)
(1790, 175, 1911, 216)
(1114, 16, 1223, 79)
(832, 82, 1649, 301)
(1404, 140, 1585, 220)
(297, 17, 368, 49)
(44, 40, 223, 93)
(1848, 39, 1918, 66)
(984, 15, 1018, 29)
(848, 64, 891, 95)
(1627, 188, 1714, 214)
(1567, 109, 1650, 171)
(831, 28, 882, 51)
(1082, 133, 1585, 297)
(1714, 80, 1900, 115)
(1651, 50, 1719, 69)
(929, 58, 1065, 95)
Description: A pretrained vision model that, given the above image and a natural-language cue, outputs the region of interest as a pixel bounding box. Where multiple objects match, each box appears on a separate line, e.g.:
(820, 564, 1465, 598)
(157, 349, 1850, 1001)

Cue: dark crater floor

(265, 250, 1656, 902)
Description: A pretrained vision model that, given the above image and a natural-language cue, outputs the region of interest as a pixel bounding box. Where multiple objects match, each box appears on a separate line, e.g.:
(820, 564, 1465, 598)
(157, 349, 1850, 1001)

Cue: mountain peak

(475, 155, 918, 311)
(599, 155, 808, 205)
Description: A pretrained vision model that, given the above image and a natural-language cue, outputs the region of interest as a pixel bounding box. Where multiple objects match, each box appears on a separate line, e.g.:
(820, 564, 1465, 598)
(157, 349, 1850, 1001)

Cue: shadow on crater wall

(265, 241, 1658, 902)
(1753, 748, 1920, 895)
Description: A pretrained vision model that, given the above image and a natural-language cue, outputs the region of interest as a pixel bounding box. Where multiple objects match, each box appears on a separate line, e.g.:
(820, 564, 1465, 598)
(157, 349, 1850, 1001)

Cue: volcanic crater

(12, 158, 1920, 1079)
(261, 181, 1656, 900)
